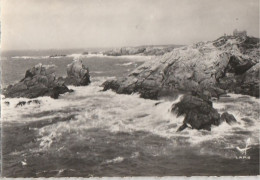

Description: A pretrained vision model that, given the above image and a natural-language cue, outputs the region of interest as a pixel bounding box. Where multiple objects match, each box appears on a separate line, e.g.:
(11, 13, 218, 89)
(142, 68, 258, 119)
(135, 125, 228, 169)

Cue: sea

(1, 49, 259, 177)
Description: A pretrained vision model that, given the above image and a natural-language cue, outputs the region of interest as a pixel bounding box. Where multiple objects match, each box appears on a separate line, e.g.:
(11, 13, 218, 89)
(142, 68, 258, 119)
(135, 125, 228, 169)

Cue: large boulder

(172, 95, 221, 131)
(64, 60, 91, 86)
(2, 64, 72, 99)
(172, 95, 238, 131)
(103, 36, 259, 99)
(220, 112, 237, 125)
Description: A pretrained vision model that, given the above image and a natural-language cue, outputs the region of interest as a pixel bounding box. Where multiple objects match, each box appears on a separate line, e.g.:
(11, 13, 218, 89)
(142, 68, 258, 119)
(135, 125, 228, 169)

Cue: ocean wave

(67, 53, 105, 59)
(10, 53, 154, 61)
(115, 62, 135, 66)
(67, 53, 154, 61)
(2, 77, 259, 159)
(104, 156, 124, 164)
(11, 56, 50, 60)
(111, 55, 154, 61)
(11, 55, 68, 60)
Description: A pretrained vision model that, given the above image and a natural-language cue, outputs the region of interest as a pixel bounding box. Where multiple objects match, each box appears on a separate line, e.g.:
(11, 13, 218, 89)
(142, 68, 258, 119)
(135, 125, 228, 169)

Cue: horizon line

(1, 43, 186, 52)
(2, 34, 259, 52)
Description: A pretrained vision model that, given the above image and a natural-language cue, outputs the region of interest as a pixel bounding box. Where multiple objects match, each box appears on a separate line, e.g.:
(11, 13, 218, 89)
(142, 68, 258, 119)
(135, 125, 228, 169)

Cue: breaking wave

(2, 76, 259, 160)
(116, 62, 136, 66)
(11, 56, 50, 60)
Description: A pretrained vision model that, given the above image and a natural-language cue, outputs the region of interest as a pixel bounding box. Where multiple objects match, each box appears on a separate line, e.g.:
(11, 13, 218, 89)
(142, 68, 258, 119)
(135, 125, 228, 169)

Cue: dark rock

(20, 69, 34, 82)
(49, 54, 66, 58)
(219, 94, 231, 98)
(15, 100, 41, 107)
(154, 102, 162, 106)
(4, 101, 10, 106)
(27, 100, 40, 105)
(219, 63, 259, 97)
(64, 60, 91, 86)
(16, 101, 27, 107)
(224, 55, 256, 75)
(102, 80, 121, 92)
(172, 95, 221, 131)
(239, 64, 259, 97)
(191, 89, 211, 103)
(32, 100, 41, 104)
(176, 123, 188, 132)
(50, 85, 73, 99)
(139, 88, 160, 100)
(220, 112, 237, 125)
(2, 63, 72, 99)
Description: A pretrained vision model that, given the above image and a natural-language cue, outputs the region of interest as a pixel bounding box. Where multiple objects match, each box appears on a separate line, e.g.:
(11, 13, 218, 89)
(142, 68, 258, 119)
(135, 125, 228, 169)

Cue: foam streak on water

(2, 76, 259, 176)
(2, 77, 259, 152)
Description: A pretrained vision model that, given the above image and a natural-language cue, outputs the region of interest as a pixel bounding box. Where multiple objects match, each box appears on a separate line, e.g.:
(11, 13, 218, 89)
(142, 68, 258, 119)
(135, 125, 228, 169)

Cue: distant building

(233, 29, 247, 37)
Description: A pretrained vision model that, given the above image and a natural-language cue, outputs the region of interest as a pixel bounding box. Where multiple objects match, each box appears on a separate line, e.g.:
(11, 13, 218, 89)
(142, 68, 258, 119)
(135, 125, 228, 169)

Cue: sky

(1, 0, 259, 50)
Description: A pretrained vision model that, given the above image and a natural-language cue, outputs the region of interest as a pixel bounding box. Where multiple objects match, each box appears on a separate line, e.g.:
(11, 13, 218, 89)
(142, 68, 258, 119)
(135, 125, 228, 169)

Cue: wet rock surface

(172, 95, 220, 131)
(3, 63, 72, 99)
(63, 60, 91, 86)
(103, 36, 259, 99)
(220, 112, 237, 125)
(172, 95, 237, 131)
(15, 100, 41, 107)
(4, 101, 10, 106)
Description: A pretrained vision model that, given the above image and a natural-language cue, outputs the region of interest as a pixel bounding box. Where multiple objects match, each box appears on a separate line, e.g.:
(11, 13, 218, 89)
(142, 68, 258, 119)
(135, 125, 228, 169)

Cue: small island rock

(3, 63, 72, 99)
(64, 60, 91, 86)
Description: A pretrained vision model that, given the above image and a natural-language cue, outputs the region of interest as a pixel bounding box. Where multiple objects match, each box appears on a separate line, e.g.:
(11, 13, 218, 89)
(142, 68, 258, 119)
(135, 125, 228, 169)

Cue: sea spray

(3, 77, 259, 152)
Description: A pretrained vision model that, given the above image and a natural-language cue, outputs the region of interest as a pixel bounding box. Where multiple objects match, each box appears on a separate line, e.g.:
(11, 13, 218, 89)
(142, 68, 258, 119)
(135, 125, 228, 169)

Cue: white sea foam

(11, 55, 69, 60)
(90, 71, 103, 74)
(104, 156, 124, 164)
(11, 53, 154, 62)
(114, 55, 154, 61)
(116, 62, 134, 66)
(2, 77, 259, 157)
(12, 56, 50, 60)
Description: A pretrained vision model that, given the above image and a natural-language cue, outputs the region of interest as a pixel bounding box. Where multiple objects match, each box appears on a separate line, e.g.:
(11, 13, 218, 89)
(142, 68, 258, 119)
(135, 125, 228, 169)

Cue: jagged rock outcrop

(172, 95, 237, 131)
(15, 100, 41, 107)
(220, 112, 237, 125)
(103, 36, 259, 99)
(63, 60, 91, 86)
(3, 64, 72, 99)
(172, 95, 220, 131)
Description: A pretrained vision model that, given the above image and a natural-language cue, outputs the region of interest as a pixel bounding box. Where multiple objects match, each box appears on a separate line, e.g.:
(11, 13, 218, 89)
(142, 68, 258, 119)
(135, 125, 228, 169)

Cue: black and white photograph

(1, 0, 259, 177)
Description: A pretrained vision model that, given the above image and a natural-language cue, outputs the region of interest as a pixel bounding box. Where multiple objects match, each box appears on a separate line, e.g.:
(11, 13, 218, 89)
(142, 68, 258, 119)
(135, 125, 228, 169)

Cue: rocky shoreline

(102, 36, 259, 131)
(102, 36, 259, 99)
(103, 44, 183, 56)
(3, 35, 259, 132)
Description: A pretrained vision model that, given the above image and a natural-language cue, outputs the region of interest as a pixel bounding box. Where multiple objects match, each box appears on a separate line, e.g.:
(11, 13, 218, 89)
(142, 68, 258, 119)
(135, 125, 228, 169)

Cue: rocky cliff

(103, 36, 259, 99)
